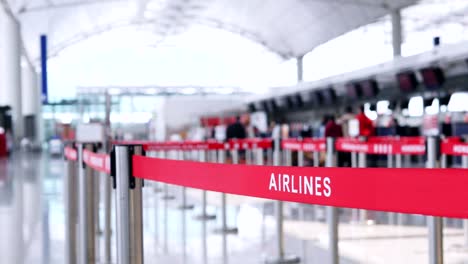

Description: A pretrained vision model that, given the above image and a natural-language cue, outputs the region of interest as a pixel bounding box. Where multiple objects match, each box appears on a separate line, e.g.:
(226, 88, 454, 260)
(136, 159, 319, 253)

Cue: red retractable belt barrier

(142, 141, 225, 151)
(335, 137, 426, 155)
(226, 138, 272, 150)
(144, 141, 182, 151)
(302, 138, 326, 151)
(281, 138, 302, 151)
(133, 156, 468, 218)
(281, 138, 326, 152)
(441, 139, 468, 156)
(64, 146, 78, 161)
(182, 140, 225, 151)
(82, 149, 110, 174)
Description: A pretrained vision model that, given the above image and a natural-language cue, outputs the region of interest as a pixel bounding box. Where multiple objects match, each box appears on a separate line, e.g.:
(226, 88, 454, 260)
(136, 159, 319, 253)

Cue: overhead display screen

(321, 87, 337, 105)
(397, 71, 418, 92)
(420, 67, 445, 90)
(360, 79, 379, 97)
(346, 83, 362, 99)
(312, 90, 324, 105)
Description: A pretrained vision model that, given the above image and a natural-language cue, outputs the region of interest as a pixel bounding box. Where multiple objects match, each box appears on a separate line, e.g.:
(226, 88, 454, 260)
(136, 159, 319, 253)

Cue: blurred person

(356, 105, 377, 167)
(325, 116, 351, 167)
(226, 116, 247, 163)
(271, 122, 281, 140)
(339, 107, 355, 167)
(253, 126, 260, 138)
(6, 129, 13, 155)
(324, 115, 343, 138)
(390, 117, 405, 136)
(300, 124, 312, 138)
(319, 115, 331, 138)
(226, 115, 247, 140)
(356, 105, 375, 137)
(338, 106, 355, 137)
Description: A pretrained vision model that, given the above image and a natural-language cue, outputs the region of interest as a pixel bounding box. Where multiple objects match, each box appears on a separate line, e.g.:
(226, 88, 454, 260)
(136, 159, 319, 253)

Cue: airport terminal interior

(1, 0, 468, 263)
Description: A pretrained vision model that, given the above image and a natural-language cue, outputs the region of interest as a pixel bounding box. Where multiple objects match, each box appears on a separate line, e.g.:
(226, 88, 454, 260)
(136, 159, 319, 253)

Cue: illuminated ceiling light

(145, 88, 158, 95)
(108, 88, 121, 95)
(217, 88, 235, 94)
(180, 87, 197, 94)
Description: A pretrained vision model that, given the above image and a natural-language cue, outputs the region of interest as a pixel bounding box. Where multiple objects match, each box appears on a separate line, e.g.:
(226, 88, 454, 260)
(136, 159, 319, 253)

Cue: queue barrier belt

(113, 139, 273, 151)
(82, 149, 111, 174)
(64, 146, 78, 161)
(441, 140, 468, 156)
(133, 156, 468, 219)
(335, 137, 426, 155)
(281, 137, 427, 155)
(281, 138, 325, 152)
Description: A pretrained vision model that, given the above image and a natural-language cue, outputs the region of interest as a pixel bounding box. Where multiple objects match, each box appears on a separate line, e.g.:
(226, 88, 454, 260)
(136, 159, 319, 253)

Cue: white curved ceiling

(5, 0, 419, 61)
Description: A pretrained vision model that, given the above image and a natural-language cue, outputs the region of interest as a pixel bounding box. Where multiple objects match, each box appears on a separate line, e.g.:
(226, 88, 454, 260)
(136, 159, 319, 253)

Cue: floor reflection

(1, 152, 468, 264)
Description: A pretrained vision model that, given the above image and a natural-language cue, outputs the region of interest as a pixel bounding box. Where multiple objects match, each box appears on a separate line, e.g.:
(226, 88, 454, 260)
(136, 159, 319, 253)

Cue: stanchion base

(178, 204, 195, 210)
(194, 214, 217, 221)
(265, 255, 301, 264)
(161, 195, 176, 200)
(213, 226, 238, 235)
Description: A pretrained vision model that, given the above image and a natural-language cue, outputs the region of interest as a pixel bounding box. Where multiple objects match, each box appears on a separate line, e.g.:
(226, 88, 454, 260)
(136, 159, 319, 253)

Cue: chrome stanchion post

(351, 152, 357, 168)
(257, 145, 268, 249)
(114, 145, 131, 264)
(395, 153, 403, 225)
(256, 146, 264, 166)
(313, 151, 319, 167)
(163, 182, 168, 254)
(427, 137, 443, 264)
(326, 137, 339, 264)
(130, 146, 144, 264)
(178, 150, 194, 210)
(312, 146, 321, 221)
(78, 143, 96, 264)
(297, 145, 305, 219)
(440, 154, 447, 169)
(387, 151, 394, 225)
(78, 144, 96, 264)
(349, 149, 359, 223)
(297, 142, 307, 262)
(104, 168, 112, 264)
(267, 148, 273, 165)
(157, 150, 172, 254)
(113, 145, 144, 264)
(196, 149, 216, 220)
(161, 149, 175, 201)
(153, 156, 160, 249)
(297, 149, 304, 167)
(103, 93, 112, 264)
(395, 154, 402, 168)
(216, 147, 238, 234)
(217, 147, 231, 263)
(358, 138, 367, 224)
(246, 147, 252, 164)
(77, 143, 87, 264)
(94, 151, 101, 262)
(267, 138, 300, 264)
(232, 146, 239, 164)
(462, 154, 468, 247)
(66, 145, 78, 264)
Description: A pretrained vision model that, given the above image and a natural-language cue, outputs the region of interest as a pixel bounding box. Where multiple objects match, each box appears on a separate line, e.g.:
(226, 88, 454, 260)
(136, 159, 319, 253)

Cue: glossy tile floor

(1, 151, 468, 264)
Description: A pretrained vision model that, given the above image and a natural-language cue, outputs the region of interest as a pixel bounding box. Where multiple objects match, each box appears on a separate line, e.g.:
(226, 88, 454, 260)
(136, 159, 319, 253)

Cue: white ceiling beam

(18, 0, 127, 14)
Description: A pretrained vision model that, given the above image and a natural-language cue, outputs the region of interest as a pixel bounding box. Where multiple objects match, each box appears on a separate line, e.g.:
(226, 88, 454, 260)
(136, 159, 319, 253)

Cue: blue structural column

(40, 35, 48, 104)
